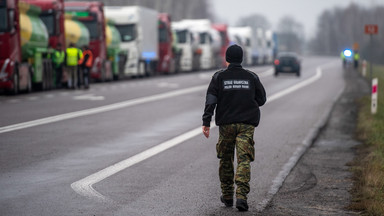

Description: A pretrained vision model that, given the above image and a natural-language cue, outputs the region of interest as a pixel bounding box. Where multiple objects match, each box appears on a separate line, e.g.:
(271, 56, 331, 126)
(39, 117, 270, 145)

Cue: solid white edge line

(256, 67, 345, 212)
(71, 66, 324, 203)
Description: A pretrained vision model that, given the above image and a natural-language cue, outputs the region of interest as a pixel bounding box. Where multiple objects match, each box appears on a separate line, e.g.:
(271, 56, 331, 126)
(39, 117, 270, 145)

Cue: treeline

(309, 3, 384, 64)
(65, 0, 212, 21)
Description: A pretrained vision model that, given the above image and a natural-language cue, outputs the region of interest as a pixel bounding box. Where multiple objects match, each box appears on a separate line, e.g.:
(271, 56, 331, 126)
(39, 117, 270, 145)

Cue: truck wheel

(145, 62, 153, 77)
(101, 67, 106, 82)
(139, 61, 145, 77)
(26, 71, 32, 93)
(12, 71, 19, 95)
(48, 61, 53, 89)
(42, 61, 47, 90)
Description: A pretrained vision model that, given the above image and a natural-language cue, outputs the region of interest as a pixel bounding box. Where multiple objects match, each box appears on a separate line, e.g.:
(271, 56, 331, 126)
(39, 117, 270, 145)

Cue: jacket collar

(228, 63, 243, 69)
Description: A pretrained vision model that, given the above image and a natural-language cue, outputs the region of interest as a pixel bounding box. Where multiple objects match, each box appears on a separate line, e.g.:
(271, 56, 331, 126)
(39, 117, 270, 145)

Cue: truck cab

(180, 19, 220, 70)
(212, 24, 230, 68)
(264, 30, 275, 65)
(105, 6, 158, 77)
(255, 28, 266, 65)
(171, 21, 200, 72)
(1, 0, 51, 93)
(65, 1, 111, 81)
(228, 26, 253, 66)
(158, 13, 176, 74)
(0, 0, 22, 93)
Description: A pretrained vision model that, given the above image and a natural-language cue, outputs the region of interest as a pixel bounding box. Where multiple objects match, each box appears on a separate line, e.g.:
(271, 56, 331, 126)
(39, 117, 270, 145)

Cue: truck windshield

(219, 32, 226, 47)
(176, 30, 187, 44)
(81, 19, 100, 40)
(246, 38, 250, 47)
(115, 24, 136, 42)
(0, 7, 8, 32)
(159, 23, 169, 43)
(40, 13, 55, 36)
(200, 32, 209, 44)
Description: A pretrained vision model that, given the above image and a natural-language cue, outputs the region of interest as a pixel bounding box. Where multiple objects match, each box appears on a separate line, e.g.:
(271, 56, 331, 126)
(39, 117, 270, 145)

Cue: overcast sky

(210, 0, 384, 39)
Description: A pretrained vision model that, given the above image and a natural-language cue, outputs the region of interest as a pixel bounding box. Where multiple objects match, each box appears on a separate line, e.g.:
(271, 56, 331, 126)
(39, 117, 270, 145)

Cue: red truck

(1, 0, 54, 94)
(212, 24, 230, 68)
(158, 13, 177, 74)
(64, 1, 112, 81)
(0, 0, 26, 94)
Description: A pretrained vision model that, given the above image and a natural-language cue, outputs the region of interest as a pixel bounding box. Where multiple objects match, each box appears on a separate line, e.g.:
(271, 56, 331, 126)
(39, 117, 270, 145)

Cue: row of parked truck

(0, 0, 277, 94)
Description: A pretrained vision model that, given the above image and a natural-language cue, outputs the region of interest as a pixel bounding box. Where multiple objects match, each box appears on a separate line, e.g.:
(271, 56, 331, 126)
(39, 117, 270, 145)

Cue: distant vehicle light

(343, 49, 352, 57)
(274, 59, 280, 65)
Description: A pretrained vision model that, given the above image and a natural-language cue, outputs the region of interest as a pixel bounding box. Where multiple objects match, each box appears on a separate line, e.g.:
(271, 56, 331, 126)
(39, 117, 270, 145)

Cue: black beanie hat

(226, 44, 243, 63)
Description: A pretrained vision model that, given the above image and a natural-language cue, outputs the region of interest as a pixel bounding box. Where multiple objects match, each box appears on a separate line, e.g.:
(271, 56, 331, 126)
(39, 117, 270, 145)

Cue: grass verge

(349, 63, 384, 215)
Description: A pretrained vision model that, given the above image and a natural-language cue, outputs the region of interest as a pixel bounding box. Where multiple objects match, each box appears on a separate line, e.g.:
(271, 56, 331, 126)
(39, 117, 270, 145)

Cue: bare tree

(276, 16, 304, 54)
(237, 14, 271, 30)
(309, 3, 384, 63)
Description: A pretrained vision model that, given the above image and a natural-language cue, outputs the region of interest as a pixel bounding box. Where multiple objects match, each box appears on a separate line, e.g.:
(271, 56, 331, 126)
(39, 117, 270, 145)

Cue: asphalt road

(0, 56, 344, 215)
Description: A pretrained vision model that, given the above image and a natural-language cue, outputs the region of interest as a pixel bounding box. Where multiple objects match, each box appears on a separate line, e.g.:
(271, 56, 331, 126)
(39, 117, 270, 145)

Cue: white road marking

(45, 94, 55, 99)
(0, 68, 274, 134)
(258, 68, 274, 78)
(0, 85, 206, 134)
(73, 94, 105, 101)
(267, 67, 322, 102)
(7, 99, 21, 103)
(256, 75, 344, 211)
(157, 82, 179, 88)
(71, 125, 217, 203)
(27, 96, 38, 101)
(70, 67, 323, 203)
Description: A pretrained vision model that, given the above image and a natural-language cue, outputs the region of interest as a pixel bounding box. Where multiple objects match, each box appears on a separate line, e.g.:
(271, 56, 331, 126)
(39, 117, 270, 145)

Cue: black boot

(236, 199, 248, 211)
(220, 195, 233, 207)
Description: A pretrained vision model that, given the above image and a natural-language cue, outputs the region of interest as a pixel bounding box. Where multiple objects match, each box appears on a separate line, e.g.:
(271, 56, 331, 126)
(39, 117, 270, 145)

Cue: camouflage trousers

(216, 123, 255, 201)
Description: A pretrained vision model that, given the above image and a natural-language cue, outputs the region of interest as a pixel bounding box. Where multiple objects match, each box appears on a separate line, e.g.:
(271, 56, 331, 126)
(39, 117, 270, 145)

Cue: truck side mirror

(9, 10, 16, 32)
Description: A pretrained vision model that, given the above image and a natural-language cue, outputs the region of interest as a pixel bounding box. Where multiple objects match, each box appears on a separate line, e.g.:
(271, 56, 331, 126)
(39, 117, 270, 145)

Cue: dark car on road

(274, 52, 301, 77)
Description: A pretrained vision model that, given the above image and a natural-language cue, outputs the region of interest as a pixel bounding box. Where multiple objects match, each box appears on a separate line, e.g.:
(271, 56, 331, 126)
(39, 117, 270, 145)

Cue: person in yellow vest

(52, 43, 65, 88)
(78, 45, 93, 89)
(354, 50, 360, 69)
(65, 43, 83, 89)
(340, 51, 346, 68)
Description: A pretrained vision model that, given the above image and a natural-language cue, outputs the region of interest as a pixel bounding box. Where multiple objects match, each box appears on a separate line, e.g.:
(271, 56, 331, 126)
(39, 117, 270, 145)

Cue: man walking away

(202, 44, 266, 211)
(65, 43, 82, 89)
(52, 43, 65, 88)
(78, 45, 93, 89)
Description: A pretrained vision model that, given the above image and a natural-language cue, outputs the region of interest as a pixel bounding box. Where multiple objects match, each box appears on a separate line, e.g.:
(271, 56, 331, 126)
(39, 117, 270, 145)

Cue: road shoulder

(262, 68, 369, 215)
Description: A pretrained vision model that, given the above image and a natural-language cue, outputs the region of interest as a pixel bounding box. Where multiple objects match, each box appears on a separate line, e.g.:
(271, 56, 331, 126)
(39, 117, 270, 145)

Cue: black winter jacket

(202, 63, 266, 127)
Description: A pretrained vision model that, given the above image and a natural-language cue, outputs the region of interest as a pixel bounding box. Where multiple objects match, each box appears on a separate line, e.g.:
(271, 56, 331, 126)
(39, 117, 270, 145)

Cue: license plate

(283, 67, 291, 72)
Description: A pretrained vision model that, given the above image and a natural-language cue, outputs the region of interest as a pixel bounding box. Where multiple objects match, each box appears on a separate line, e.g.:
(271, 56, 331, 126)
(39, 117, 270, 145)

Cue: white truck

(253, 28, 266, 65)
(171, 21, 200, 72)
(264, 30, 274, 64)
(227, 26, 253, 66)
(177, 19, 221, 70)
(104, 6, 158, 77)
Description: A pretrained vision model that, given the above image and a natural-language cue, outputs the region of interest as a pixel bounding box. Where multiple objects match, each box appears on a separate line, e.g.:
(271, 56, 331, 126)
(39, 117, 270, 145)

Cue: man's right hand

(202, 126, 210, 138)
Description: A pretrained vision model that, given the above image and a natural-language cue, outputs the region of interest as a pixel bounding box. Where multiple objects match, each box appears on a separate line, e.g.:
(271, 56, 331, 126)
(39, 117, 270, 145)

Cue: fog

(210, 0, 384, 39)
